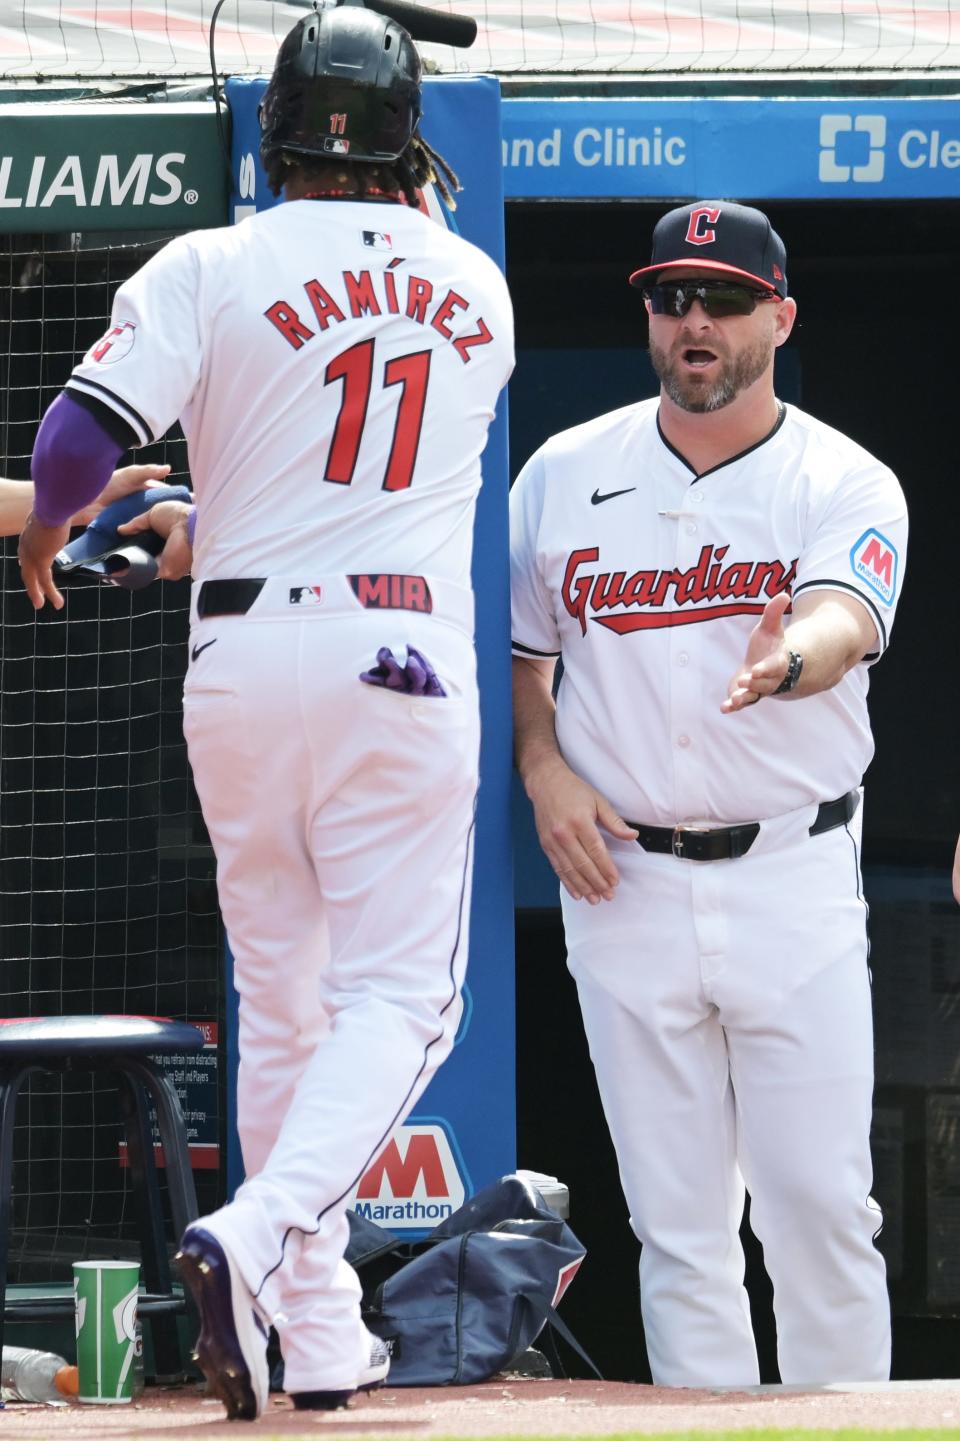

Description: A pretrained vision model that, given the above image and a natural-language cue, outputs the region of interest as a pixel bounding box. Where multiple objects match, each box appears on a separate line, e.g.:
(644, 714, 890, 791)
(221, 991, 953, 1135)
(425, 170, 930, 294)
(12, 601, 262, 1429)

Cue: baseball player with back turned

(19, 2, 513, 1419)
(511, 202, 906, 1387)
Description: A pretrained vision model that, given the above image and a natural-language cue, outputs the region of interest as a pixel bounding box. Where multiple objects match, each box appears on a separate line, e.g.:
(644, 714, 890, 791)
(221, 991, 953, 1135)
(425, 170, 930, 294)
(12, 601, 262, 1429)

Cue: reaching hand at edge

(71, 462, 172, 527)
(0, 463, 171, 539)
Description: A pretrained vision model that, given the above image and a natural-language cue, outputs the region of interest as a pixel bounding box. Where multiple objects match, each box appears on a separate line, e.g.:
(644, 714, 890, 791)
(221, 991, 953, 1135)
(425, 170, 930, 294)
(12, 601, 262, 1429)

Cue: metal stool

(0, 1015, 205, 1380)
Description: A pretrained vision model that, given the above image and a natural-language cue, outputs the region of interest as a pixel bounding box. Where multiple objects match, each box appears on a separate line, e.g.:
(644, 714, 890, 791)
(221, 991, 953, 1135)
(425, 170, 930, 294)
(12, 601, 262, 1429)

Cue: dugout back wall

(501, 90, 960, 1375)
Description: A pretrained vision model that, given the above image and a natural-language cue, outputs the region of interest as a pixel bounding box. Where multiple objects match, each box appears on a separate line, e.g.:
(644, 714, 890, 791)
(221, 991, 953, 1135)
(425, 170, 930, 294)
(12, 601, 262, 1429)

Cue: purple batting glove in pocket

(406, 647, 447, 697)
(360, 646, 447, 697)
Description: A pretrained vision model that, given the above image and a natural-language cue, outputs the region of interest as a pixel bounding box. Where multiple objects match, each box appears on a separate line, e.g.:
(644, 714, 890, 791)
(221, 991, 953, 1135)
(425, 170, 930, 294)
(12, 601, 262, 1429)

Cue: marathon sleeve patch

(849, 528, 898, 607)
(792, 459, 908, 654)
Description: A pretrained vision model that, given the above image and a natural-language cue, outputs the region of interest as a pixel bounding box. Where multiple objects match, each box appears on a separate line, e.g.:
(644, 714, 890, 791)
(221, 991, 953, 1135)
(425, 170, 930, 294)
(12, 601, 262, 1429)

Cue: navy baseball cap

(629, 201, 788, 297)
(53, 484, 193, 591)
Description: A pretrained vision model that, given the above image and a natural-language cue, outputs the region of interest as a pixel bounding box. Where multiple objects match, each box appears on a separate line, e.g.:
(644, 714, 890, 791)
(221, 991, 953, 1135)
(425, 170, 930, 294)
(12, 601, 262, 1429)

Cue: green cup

(73, 1260, 141, 1404)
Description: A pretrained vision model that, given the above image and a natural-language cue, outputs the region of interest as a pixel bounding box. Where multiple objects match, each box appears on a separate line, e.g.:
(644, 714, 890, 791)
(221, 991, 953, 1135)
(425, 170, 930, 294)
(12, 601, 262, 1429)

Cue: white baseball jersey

(510, 397, 908, 824)
(63, 198, 514, 1400)
(68, 200, 514, 587)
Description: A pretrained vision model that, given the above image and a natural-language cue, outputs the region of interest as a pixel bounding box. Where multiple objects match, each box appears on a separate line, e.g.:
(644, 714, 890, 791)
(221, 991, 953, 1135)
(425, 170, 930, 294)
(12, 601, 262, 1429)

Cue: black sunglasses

(644, 279, 779, 319)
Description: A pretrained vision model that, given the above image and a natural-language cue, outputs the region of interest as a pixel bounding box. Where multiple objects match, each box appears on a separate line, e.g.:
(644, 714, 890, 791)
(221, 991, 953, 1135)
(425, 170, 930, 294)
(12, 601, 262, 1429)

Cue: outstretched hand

(721, 590, 793, 713)
(71, 462, 172, 526)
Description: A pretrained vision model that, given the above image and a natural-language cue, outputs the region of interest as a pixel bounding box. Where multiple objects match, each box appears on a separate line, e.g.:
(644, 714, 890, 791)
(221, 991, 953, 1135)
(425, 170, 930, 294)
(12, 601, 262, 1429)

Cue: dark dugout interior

(505, 198, 960, 1383)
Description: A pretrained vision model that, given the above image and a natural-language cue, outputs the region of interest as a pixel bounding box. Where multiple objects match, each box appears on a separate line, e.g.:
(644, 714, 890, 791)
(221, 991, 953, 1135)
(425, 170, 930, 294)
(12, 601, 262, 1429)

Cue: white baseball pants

(181, 579, 479, 1392)
(562, 797, 890, 1388)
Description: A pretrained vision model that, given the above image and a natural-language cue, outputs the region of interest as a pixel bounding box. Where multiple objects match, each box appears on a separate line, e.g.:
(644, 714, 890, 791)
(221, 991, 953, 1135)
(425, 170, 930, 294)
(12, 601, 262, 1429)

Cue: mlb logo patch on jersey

(850, 529, 898, 606)
(289, 585, 323, 606)
(363, 230, 393, 251)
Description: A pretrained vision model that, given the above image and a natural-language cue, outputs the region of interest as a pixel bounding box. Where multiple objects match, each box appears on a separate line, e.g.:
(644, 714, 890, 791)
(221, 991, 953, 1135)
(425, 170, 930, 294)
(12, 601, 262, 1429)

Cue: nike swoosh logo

(191, 639, 218, 662)
(591, 487, 637, 505)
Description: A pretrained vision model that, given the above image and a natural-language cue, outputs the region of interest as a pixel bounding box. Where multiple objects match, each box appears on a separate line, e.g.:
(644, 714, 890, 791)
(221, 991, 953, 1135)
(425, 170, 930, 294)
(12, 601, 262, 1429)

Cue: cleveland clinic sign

(500, 97, 960, 199)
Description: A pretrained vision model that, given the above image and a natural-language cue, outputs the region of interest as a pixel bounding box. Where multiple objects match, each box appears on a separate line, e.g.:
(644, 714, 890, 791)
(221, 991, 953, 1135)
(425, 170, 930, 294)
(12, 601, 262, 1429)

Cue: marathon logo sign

(350, 1123, 467, 1229)
(850, 529, 898, 606)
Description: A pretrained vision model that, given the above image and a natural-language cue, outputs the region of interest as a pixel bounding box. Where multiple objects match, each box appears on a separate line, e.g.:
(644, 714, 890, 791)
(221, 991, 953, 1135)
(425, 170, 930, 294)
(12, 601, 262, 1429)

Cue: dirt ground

(4, 1377, 960, 1438)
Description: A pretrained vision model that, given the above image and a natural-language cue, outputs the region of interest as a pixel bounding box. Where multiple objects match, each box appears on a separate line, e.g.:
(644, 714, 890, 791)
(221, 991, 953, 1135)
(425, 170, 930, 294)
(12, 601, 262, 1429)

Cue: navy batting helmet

(53, 484, 193, 591)
(259, 2, 422, 170)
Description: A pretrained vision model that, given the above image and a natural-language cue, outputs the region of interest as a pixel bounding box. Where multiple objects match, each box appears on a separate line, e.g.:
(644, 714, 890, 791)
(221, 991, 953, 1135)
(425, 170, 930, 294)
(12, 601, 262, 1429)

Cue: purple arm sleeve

(30, 392, 125, 526)
(187, 507, 198, 546)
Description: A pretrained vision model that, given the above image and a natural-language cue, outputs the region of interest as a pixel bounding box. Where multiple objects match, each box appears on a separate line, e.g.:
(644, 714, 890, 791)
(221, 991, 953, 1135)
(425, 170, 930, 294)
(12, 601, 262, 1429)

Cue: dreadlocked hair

(398, 131, 461, 210)
(265, 130, 461, 209)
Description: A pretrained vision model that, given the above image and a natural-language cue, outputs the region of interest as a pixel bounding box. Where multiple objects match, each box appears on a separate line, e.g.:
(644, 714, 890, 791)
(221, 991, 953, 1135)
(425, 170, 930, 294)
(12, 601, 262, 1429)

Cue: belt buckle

(671, 824, 708, 859)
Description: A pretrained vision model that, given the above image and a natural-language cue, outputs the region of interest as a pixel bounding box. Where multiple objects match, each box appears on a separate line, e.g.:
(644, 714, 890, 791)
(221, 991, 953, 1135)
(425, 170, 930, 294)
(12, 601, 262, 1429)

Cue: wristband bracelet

(773, 649, 803, 695)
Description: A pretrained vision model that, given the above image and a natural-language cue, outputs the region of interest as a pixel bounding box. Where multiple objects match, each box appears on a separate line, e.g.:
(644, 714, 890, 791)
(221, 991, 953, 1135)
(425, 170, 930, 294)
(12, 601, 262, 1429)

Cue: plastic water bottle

(1, 1346, 79, 1404)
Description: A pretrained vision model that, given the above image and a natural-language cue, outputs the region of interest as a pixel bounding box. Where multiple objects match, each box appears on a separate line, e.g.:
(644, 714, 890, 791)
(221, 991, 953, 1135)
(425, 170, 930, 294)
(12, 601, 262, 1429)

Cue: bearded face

(648, 323, 776, 414)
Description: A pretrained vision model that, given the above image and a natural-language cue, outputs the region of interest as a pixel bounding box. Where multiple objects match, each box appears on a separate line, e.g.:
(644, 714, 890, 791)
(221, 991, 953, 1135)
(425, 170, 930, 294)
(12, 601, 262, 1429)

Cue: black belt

(196, 579, 266, 618)
(627, 790, 859, 862)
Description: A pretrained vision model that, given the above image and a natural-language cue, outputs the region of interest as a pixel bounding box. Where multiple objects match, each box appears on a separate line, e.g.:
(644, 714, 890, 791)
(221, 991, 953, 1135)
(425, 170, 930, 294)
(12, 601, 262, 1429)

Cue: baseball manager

(511, 201, 906, 1386)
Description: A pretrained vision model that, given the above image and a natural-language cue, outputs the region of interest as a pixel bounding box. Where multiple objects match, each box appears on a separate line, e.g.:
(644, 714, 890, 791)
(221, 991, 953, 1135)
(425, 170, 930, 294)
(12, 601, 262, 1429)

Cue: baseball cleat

(176, 1225, 269, 1421)
(291, 1333, 391, 1411)
(292, 1388, 354, 1412)
(358, 1334, 392, 1391)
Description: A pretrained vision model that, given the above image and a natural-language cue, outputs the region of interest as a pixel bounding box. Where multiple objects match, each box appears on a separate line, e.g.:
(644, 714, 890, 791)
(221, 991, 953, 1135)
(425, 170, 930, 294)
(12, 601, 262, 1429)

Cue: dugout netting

(1, 1, 958, 79)
(0, 231, 224, 1285)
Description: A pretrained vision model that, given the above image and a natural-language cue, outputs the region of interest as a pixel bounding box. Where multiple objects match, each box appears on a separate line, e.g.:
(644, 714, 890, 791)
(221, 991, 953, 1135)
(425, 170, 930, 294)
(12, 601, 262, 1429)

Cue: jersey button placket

(671, 656, 706, 820)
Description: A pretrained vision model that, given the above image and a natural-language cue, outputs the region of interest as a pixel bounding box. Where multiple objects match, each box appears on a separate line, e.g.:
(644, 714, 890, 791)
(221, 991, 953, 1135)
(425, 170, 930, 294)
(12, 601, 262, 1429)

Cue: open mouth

(681, 347, 718, 369)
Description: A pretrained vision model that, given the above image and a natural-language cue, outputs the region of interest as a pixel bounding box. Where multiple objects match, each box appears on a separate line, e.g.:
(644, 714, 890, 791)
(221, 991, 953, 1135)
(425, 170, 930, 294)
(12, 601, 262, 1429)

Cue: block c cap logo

(685, 205, 721, 245)
(819, 115, 887, 183)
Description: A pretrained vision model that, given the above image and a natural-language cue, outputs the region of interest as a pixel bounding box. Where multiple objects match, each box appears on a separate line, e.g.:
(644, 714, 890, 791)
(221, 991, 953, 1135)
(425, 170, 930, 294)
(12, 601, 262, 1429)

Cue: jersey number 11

(324, 337, 431, 492)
